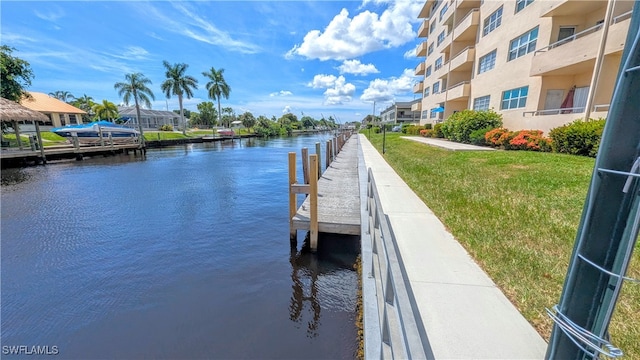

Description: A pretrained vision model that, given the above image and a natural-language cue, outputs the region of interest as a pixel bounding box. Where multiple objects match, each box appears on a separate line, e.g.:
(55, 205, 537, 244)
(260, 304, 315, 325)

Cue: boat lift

(546, 3, 640, 359)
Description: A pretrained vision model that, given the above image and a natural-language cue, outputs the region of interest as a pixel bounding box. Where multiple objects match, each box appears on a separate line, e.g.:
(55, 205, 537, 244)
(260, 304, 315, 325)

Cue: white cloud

(360, 68, 416, 103)
(308, 74, 356, 105)
(142, 2, 260, 54)
(34, 7, 65, 22)
(337, 60, 379, 76)
(287, 1, 422, 61)
(282, 105, 292, 114)
(269, 90, 293, 97)
(404, 44, 419, 59)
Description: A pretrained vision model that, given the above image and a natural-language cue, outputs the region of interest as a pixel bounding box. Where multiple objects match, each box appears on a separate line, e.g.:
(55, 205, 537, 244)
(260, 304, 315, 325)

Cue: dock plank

(292, 135, 361, 235)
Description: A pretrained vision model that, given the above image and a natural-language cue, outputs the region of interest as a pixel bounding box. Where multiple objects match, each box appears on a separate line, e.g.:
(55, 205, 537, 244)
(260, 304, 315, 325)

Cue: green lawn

(365, 132, 639, 357)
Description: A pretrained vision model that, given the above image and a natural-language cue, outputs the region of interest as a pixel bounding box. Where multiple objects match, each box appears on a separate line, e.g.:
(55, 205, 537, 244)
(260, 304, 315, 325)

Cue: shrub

(440, 109, 503, 143)
(432, 123, 444, 138)
(373, 126, 381, 134)
(159, 124, 173, 131)
(548, 118, 606, 157)
(485, 128, 510, 147)
(469, 127, 493, 146)
(404, 125, 425, 135)
(420, 129, 433, 137)
(508, 130, 552, 152)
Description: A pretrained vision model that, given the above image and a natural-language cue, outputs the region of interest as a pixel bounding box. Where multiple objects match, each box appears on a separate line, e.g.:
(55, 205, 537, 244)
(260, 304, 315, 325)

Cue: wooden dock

(1, 143, 143, 167)
(290, 135, 361, 248)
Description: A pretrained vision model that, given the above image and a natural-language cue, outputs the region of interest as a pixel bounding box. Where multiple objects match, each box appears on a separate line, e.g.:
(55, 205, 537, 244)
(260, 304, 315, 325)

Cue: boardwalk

(291, 135, 360, 236)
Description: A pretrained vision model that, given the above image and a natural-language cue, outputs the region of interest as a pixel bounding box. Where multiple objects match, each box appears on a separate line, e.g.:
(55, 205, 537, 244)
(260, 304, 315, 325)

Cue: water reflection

(289, 233, 360, 339)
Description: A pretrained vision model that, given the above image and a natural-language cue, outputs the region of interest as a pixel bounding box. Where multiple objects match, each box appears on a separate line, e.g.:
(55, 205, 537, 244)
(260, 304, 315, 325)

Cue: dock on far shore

(290, 134, 361, 247)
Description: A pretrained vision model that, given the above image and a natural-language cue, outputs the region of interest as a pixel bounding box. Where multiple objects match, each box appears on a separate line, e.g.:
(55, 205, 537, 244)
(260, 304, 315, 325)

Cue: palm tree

(114, 73, 155, 143)
(202, 67, 231, 133)
(161, 61, 198, 135)
(72, 94, 96, 122)
(93, 100, 119, 121)
(48, 90, 75, 103)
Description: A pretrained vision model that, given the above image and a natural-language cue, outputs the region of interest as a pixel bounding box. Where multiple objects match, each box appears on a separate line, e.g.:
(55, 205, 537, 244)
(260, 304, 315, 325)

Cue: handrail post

(315, 142, 322, 179)
(309, 154, 319, 251)
(301, 147, 309, 185)
(288, 152, 297, 243)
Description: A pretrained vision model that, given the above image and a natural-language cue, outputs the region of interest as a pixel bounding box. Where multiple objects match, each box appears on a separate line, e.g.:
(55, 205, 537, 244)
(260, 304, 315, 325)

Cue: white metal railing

(363, 168, 431, 359)
(523, 104, 611, 117)
(535, 23, 604, 55)
(613, 10, 632, 24)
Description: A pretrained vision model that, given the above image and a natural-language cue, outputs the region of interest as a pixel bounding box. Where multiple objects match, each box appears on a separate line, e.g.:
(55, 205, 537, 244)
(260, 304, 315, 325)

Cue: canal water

(1, 134, 359, 359)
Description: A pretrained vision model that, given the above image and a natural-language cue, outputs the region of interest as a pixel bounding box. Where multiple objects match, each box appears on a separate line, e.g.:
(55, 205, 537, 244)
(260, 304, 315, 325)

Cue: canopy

(0, 97, 49, 122)
(432, 107, 445, 113)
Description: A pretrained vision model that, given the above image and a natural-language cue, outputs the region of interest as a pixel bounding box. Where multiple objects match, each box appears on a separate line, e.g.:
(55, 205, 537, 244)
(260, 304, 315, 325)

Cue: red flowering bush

(508, 130, 552, 152)
(485, 128, 510, 147)
(419, 129, 431, 137)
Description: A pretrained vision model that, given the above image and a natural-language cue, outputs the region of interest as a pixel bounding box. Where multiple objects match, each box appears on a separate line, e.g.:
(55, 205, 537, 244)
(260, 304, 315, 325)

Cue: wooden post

(309, 154, 319, 251)
(301, 147, 309, 185)
(13, 120, 23, 150)
(98, 125, 105, 147)
(289, 152, 297, 242)
(325, 141, 331, 169)
(34, 121, 46, 163)
(315, 142, 321, 178)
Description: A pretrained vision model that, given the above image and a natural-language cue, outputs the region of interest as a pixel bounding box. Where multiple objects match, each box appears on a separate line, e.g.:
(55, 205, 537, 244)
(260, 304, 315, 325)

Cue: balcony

(439, 2, 454, 25)
(418, 19, 429, 38)
(446, 81, 470, 101)
(416, 41, 428, 57)
(411, 101, 422, 112)
(413, 82, 424, 94)
(449, 46, 475, 73)
(436, 32, 452, 52)
(415, 62, 426, 76)
(540, 0, 604, 17)
(452, 9, 479, 42)
(531, 16, 630, 76)
(418, 0, 435, 18)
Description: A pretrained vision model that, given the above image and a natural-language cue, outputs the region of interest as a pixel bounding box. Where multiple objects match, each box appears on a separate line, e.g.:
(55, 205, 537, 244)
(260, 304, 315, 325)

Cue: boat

(216, 128, 235, 137)
(52, 121, 140, 144)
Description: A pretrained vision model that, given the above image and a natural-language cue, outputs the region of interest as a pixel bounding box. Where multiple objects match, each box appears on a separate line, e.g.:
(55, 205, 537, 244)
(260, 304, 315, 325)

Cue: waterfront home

(20, 92, 86, 129)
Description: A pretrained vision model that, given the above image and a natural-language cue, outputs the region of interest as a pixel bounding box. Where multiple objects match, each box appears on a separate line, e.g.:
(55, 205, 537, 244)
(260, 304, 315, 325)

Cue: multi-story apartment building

(413, 0, 634, 133)
(380, 99, 421, 125)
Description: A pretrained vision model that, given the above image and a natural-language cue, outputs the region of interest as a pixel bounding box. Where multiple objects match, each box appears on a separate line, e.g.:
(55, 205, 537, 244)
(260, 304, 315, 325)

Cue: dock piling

(315, 142, 321, 178)
(309, 154, 318, 251)
(289, 152, 297, 243)
(301, 147, 309, 185)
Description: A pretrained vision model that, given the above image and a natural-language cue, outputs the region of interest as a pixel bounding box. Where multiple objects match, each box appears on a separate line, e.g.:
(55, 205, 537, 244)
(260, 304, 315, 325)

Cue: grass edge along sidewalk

(364, 132, 640, 359)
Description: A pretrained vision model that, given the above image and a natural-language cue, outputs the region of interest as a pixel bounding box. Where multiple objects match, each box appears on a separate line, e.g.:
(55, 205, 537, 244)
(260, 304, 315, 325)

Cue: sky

(1, 0, 425, 123)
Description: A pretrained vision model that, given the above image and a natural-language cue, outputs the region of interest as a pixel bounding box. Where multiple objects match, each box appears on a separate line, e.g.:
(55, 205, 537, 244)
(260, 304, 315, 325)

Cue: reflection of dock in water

(288, 233, 360, 339)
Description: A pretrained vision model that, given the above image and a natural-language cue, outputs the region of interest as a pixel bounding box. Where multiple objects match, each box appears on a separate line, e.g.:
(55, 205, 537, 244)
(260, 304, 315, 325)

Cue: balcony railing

(522, 103, 611, 117)
(415, 62, 426, 76)
(613, 10, 632, 24)
(535, 22, 603, 54)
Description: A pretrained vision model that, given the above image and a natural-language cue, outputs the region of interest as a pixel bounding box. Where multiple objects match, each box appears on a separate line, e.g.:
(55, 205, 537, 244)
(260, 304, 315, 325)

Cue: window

(433, 81, 440, 94)
(439, 2, 449, 22)
(483, 6, 502, 36)
(421, 110, 428, 119)
(69, 114, 78, 124)
(435, 57, 443, 70)
(429, 21, 436, 35)
(437, 30, 446, 46)
(478, 50, 497, 74)
(430, 109, 437, 118)
(516, 0, 534, 13)
(424, 86, 430, 97)
(428, 43, 434, 56)
(558, 26, 576, 42)
(473, 95, 491, 110)
(508, 26, 538, 61)
(426, 65, 432, 77)
(501, 86, 528, 109)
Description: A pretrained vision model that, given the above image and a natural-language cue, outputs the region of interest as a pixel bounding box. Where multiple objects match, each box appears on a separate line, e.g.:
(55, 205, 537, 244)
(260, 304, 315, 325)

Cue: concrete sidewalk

(402, 136, 496, 151)
(359, 134, 546, 359)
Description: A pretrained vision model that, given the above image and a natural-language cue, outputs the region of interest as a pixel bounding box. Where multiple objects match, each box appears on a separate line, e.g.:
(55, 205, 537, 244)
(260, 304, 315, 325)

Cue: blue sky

(1, 0, 424, 123)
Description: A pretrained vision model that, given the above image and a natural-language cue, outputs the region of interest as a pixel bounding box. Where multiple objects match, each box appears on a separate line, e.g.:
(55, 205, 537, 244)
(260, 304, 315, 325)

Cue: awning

(431, 107, 445, 113)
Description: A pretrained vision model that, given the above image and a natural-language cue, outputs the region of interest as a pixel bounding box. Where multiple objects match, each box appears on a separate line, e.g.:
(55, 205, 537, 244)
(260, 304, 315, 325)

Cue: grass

(365, 132, 640, 358)
(2, 133, 68, 147)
